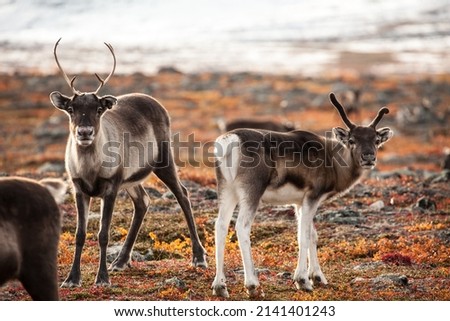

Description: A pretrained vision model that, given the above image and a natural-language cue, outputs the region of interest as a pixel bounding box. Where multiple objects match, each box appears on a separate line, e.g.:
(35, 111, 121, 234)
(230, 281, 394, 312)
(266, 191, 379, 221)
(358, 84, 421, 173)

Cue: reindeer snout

(77, 126, 94, 137)
(361, 153, 376, 162)
(75, 126, 95, 146)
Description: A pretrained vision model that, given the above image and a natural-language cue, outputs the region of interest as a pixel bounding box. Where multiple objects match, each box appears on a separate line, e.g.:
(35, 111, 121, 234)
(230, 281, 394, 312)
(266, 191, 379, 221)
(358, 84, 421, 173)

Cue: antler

(329, 92, 356, 129)
(54, 38, 79, 95)
(369, 107, 389, 128)
(94, 42, 116, 94)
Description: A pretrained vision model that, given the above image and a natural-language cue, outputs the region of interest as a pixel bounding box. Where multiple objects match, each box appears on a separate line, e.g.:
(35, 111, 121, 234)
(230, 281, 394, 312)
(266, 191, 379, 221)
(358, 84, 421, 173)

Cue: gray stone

(372, 168, 418, 179)
(106, 245, 147, 263)
(369, 200, 385, 211)
(428, 170, 450, 184)
(316, 209, 364, 225)
(204, 188, 217, 200)
(162, 191, 176, 200)
(235, 268, 271, 275)
(165, 277, 187, 290)
(37, 162, 65, 174)
(144, 187, 162, 198)
(277, 272, 292, 279)
(414, 197, 437, 211)
(373, 274, 408, 286)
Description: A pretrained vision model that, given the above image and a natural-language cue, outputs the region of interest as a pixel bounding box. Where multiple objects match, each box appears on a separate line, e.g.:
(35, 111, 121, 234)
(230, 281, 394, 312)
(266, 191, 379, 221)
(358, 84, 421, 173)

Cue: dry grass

(0, 71, 449, 301)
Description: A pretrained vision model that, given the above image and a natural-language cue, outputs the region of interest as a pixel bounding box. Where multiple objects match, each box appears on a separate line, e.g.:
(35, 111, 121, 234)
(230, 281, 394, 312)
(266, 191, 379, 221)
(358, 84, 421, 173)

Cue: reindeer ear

(333, 127, 349, 144)
(100, 95, 117, 109)
(377, 127, 394, 145)
(49, 91, 71, 110)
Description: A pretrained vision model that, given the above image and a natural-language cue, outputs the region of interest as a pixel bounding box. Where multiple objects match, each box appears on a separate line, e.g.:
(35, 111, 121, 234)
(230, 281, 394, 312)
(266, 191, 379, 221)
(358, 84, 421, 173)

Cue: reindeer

(216, 101, 296, 134)
(0, 177, 66, 300)
(211, 93, 393, 297)
(49, 39, 207, 287)
(338, 88, 361, 118)
(220, 118, 296, 133)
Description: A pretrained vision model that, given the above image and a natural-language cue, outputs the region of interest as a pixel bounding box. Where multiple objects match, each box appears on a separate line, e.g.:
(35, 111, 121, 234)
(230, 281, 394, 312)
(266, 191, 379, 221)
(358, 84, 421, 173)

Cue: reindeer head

(49, 38, 117, 147)
(330, 92, 393, 169)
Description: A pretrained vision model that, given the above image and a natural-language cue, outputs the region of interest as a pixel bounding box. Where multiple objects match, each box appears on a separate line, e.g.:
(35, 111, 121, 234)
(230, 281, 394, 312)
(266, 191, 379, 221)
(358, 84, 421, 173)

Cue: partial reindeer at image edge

(0, 177, 66, 300)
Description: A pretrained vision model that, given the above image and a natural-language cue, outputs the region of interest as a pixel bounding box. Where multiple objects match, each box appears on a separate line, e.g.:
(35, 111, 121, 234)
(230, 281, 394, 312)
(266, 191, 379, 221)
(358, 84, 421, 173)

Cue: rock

(181, 179, 202, 191)
(165, 277, 186, 290)
(88, 212, 101, 220)
(106, 245, 123, 263)
(369, 200, 385, 211)
(277, 272, 292, 279)
(106, 245, 147, 263)
(132, 251, 146, 262)
(235, 268, 271, 275)
(162, 191, 176, 200)
(373, 274, 408, 286)
(427, 170, 450, 184)
(144, 186, 162, 198)
(316, 209, 364, 225)
(37, 161, 65, 174)
(437, 230, 450, 245)
(204, 188, 217, 200)
(414, 197, 437, 211)
(350, 277, 367, 284)
(143, 249, 155, 261)
(372, 168, 418, 179)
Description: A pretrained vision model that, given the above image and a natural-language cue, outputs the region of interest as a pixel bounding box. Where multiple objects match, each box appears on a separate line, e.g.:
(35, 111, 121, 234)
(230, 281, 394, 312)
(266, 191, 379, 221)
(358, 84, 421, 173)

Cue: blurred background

(0, 0, 449, 174)
(0, 0, 449, 75)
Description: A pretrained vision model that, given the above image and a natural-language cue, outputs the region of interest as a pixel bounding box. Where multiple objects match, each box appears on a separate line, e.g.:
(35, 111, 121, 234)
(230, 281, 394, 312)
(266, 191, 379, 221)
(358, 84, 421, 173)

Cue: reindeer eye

(348, 138, 355, 145)
(66, 106, 74, 115)
(375, 138, 381, 145)
(97, 107, 103, 115)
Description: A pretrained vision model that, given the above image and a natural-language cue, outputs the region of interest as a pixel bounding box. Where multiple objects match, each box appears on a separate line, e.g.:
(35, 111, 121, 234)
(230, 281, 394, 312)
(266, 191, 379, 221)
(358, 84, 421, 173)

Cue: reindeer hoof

(109, 261, 131, 272)
(312, 274, 328, 286)
(192, 255, 208, 269)
(60, 280, 81, 288)
(294, 278, 313, 292)
(95, 280, 111, 287)
(95, 272, 111, 287)
(246, 285, 265, 298)
(212, 285, 229, 298)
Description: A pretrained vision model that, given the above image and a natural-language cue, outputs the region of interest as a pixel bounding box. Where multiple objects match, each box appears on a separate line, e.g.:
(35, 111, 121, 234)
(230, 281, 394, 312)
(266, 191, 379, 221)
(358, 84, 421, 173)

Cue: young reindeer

(212, 93, 393, 298)
(49, 38, 207, 287)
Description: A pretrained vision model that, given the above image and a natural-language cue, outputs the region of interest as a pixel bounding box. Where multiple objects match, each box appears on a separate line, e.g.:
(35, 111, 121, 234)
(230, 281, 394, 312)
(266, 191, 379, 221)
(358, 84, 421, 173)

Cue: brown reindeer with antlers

(49, 38, 207, 287)
(212, 93, 393, 298)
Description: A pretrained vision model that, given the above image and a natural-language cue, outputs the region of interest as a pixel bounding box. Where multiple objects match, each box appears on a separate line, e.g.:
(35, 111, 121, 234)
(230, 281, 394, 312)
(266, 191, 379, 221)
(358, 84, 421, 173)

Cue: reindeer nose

(77, 126, 94, 137)
(361, 153, 376, 162)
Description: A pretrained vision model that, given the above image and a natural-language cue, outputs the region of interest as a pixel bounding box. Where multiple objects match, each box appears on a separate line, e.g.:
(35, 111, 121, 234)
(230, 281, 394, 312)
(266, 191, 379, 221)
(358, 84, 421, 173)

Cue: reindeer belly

(261, 183, 305, 205)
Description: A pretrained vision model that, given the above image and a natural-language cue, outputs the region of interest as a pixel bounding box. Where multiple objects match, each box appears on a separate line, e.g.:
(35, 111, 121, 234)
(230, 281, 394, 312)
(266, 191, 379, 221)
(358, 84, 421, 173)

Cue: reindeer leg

(235, 197, 263, 298)
(61, 191, 90, 288)
(212, 186, 238, 298)
(21, 261, 59, 300)
(95, 190, 118, 286)
(308, 223, 328, 286)
(294, 196, 322, 292)
(110, 184, 150, 271)
(154, 165, 207, 268)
